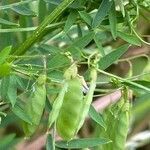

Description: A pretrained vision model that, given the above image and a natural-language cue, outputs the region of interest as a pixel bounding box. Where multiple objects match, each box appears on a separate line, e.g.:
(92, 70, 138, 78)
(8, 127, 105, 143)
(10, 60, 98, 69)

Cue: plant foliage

(0, 0, 150, 149)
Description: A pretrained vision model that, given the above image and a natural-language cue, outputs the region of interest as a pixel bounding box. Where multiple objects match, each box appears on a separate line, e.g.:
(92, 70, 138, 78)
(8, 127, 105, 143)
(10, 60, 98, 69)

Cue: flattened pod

(23, 74, 46, 137)
(56, 77, 83, 140)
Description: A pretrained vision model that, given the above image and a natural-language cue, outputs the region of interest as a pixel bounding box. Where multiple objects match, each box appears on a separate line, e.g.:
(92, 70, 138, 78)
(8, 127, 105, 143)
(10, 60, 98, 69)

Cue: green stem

(96, 68, 150, 92)
(132, 27, 150, 46)
(127, 72, 150, 80)
(52, 123, 56, 150)
(0, 22, 65, 33)
(9, 0, 75, 61)
(118, 54, 148, 62)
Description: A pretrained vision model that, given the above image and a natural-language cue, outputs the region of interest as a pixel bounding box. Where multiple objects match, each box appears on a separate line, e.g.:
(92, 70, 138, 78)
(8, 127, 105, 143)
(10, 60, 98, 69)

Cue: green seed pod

(101, 104, 121, 150)
(0, 63, 11, 77)
(94, 107, 116, 150)
(64, 63, 78, 80)
(48, 81, 68, 128)
(112, 101, 130, 150)
(23, 74, 46, 137)
(76, 68, 97, 132)
(56, 77, 84, 140)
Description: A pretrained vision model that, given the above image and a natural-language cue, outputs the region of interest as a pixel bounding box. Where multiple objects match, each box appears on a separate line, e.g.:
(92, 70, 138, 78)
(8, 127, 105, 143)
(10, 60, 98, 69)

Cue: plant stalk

(9, 0, 75, 61)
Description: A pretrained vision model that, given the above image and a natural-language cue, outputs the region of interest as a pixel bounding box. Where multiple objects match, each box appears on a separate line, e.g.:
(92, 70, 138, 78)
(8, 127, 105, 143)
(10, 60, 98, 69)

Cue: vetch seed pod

(102, 98, 124, 150)
(48, 81, 68, 128)
(56, 77, 84, 140)
(112, 100, 130, 150)
(48, 63, 78, 130)
(76, 68, 97, 132)
(64, 63, 78, 80)
(23, 74, 46, 137)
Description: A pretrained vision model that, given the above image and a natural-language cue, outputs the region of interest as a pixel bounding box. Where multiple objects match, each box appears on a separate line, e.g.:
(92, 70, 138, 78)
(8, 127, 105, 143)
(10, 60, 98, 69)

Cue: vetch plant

(0, 0, 150, 149)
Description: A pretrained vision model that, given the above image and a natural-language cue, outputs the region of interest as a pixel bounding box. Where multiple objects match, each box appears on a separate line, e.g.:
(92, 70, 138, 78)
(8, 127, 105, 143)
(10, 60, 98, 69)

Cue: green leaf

(117, 31, 141, 46)
(7, 75, 17, 107)
(48, 70, 64, 82)
(99, 44, 130, 70)
(0, 113, 18, 128)
(38, 0, 47, 23)
(133, 93, 150, 121)
(0, 22, 64, 33)
(56, 138, 111, 149)
(69, 0, 86, 10)
(66, 31, 94, 58)
(43, 0, 61, 5)
(39, 44, 61, 54)
(0, 46, 12, 65)
(0, 134, 16, 150)
(64, 10, 78, 33)
(122, 80, 150, 93)
(46, 134, 54, 150)
(127, 80, 150, 88)
(134, 80, 150, 88)
(131, 56, 148, 76)
(11, 5, 36, 16)
(67, 31, 94, 50)
(44, 0, 85, 10)
(89, 105, 106, 130)
(108, 1, 117, 39)
(0, 0, 36, 10)
(0, 63, 11, 77)
(79, 11, 92, 26)
(12, 102, 32, 124)
(47, 54, 70, 69)
(92, 0, 112, 28)
(0, 18, 19, 26)
(0, 76, 9, 101)
(0, 75, 17, 106)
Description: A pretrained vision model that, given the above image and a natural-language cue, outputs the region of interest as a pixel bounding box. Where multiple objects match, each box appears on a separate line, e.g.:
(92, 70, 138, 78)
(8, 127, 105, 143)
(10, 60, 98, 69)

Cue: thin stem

(52, 123, 56, 150)
(0, 22, 65, 33)
(118, 54, 148, 62)
(17, 64, 44, 68)
(94, 88, 116, 93)
(127, 72, 150, 80)
(132, 27, 150, 46)
(13, 67, 63, 84)
(12, 68, 38, 78)
(93, 93, 110, 97)
(10, 54, 51, 59)
(96, 68, 150, 92)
